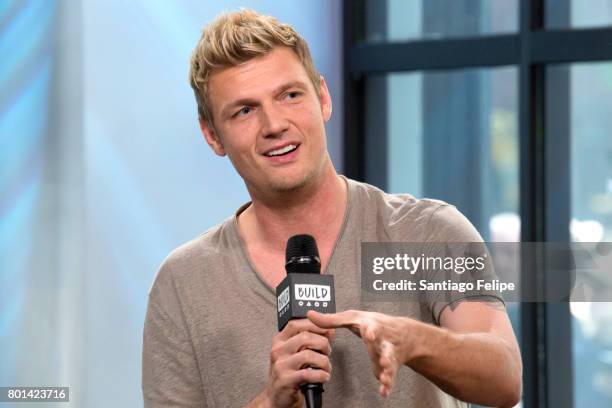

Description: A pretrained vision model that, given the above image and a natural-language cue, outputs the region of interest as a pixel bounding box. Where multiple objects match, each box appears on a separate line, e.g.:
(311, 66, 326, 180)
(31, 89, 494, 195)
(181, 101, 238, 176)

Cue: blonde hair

(189, 9, 321, 128)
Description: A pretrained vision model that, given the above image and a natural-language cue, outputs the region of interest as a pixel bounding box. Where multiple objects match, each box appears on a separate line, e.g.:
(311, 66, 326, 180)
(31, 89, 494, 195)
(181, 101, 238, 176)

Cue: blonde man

(143, 9, 521, 408)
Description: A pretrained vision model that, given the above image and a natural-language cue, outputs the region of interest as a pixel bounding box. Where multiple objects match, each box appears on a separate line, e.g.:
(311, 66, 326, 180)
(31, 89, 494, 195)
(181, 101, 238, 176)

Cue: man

(142, 9, 522, 408)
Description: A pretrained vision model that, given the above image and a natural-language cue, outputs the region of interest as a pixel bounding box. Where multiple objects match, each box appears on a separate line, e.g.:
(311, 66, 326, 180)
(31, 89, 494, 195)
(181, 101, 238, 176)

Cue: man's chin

(267, 172, 315, 194)
(268, 178, 308, 193)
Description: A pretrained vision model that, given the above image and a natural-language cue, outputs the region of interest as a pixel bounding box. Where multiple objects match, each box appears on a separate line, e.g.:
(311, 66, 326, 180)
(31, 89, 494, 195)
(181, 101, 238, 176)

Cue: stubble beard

(267, 167, 315, 193)
(267, 153, 328, 194)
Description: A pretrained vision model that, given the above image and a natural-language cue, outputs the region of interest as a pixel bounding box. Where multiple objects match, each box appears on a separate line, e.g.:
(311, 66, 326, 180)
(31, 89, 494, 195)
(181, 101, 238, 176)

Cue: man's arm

(142, 298, 207, 407)
(307, 303, 522, 408)
(412, 301, 521, 406)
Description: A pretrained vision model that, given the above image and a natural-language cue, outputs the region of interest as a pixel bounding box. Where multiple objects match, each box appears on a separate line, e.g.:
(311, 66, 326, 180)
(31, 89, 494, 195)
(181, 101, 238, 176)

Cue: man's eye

(235, 107, 251, 117)
(285, 91, 301, 100)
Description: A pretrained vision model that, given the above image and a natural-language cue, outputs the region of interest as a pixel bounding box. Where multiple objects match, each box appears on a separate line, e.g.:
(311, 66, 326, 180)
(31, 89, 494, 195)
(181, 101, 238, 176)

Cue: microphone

(276, 235, 336, 408)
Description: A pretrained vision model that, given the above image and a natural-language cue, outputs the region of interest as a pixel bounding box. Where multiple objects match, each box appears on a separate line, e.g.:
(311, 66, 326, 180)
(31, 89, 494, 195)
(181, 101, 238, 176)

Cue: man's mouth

(264, 144, 299, 157)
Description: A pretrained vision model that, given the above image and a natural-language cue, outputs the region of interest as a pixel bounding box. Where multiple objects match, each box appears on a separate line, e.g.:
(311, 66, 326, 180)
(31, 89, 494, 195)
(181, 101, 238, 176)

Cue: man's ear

(199, 118, 226, 156)
(319, 76, 332, 122)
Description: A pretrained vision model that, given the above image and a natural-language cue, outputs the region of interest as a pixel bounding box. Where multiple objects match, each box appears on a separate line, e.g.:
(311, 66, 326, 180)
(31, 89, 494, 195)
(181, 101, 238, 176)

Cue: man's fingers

(282, 349, 332, 374)
(285, 331, 332, 356)
(306, 310, 342, 328)
(307, 310, 360, 330)
(378, 341, 398, 397)
(378, 367, 395, 398)
(363, 324, 380, 342)
(380, 383, 391, 398)
(307, 310, 402, 398)
(277, 318, 334, 341)
(289, 368, 331, 388)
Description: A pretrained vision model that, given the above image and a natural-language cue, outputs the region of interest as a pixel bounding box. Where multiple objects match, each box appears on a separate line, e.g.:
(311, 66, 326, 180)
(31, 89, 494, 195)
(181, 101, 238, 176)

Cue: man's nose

(260, 103, 289, 138)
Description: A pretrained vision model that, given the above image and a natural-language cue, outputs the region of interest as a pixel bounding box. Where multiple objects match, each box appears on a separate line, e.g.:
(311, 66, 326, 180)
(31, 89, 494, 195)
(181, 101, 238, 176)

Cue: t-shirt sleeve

(421, 204, 505, 324)
(142, 261, 207, 407)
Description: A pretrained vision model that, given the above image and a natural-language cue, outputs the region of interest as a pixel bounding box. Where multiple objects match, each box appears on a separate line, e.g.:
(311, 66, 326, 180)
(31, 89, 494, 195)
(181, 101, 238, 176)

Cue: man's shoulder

(148, 218, 235, 296)
(348, 177, 447, 220)
(347, 178, 480, 241)
(172, 220, 232, 260)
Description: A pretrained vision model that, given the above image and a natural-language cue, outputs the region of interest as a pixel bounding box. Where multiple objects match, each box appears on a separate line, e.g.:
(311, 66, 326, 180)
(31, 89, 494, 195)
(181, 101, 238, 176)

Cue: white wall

(0, 1, 342, 407)
(80, 2, 342, 406)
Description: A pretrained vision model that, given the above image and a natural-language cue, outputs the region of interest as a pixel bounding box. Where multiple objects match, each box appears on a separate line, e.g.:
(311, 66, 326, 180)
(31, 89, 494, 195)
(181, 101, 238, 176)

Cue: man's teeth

(266, 144, 297, 157)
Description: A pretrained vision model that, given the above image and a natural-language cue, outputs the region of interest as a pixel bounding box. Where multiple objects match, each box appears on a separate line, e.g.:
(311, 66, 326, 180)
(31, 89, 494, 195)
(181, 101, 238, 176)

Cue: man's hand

(307, 310, 412, 398)
(308, 303, 522, 407)
(258, 319, 335, 408)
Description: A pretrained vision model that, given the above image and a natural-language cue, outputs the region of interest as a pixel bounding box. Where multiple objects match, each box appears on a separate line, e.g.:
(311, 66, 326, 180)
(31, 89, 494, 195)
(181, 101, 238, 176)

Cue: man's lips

(263, 143, 300, 163)
(262, 143, 300, 157)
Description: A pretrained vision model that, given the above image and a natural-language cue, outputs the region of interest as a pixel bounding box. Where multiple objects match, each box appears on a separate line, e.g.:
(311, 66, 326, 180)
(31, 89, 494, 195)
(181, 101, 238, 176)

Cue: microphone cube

(276, 273, 336, 331)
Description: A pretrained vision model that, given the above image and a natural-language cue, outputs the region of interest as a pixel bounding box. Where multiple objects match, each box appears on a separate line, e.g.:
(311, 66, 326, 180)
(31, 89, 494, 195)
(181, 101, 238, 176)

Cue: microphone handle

(300, 382, 323, 408)
(299, 342, 324, 408)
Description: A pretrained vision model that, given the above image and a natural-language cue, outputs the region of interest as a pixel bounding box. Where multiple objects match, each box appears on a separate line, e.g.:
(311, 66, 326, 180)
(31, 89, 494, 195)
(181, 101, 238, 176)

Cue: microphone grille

(285, 234, 321, 274)
(285, 234, 319, 261)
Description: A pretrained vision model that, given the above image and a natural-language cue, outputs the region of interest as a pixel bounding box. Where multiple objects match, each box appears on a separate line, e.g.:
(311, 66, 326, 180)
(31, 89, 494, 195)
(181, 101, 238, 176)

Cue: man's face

(201, 47, 332, 196)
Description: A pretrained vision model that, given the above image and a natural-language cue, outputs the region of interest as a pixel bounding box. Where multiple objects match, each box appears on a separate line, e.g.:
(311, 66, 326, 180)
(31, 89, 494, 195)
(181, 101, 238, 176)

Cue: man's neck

(238, 166, 348, 252)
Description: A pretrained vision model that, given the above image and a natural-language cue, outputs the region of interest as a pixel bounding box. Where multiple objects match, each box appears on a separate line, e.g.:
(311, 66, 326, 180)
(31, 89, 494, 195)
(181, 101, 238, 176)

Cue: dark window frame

(343, 1, 612, 407)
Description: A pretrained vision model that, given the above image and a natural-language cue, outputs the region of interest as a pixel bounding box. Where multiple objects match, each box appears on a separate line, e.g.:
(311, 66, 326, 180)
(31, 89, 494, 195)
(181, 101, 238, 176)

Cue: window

(548, 62, 612, 407)
(344, 1, 612, 407)
(359, 0, 518, 43)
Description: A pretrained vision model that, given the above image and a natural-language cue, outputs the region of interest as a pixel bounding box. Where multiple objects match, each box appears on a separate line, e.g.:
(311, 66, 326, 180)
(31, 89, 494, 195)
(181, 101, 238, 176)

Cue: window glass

(360, 0, 518, 43)
(363, 67, 521, 345)
(549, 62, 612, 407)
(547, 0, 612, 29)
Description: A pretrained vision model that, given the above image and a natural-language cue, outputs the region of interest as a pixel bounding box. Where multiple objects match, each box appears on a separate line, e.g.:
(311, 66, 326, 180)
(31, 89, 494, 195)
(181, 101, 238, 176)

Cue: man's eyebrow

(273, 80, 309, 94)
(220, 81, 310, 118)
(221, 97, 258, 118)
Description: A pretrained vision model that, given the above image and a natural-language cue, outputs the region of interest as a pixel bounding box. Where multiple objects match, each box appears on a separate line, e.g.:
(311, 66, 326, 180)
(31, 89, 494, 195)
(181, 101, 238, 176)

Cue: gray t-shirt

(142, 177, 502, 407)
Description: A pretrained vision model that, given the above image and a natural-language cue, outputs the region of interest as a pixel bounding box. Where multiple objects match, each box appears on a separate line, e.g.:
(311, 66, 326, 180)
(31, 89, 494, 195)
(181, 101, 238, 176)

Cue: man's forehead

(208, 48, 312, 106)
(214, 46, 304, 78)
